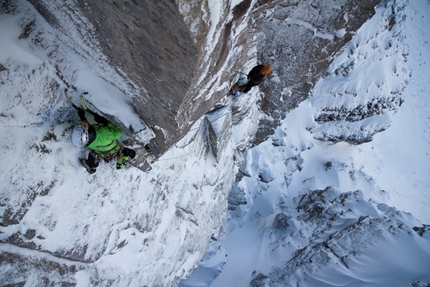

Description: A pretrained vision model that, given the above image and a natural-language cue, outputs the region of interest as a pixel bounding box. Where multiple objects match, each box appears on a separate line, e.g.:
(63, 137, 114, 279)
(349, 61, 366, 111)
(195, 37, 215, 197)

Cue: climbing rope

(150, 103, 232, 163)
(137, 73, 250, 164)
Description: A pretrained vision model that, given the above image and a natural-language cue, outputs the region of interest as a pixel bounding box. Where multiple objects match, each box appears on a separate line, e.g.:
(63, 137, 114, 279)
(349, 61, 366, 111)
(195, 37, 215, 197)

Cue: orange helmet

(261, 65, 272, 75)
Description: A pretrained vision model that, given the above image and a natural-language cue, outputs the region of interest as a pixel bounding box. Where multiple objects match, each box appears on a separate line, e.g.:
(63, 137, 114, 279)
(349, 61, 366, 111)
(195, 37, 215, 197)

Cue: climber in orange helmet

(229, 65, 271, 95)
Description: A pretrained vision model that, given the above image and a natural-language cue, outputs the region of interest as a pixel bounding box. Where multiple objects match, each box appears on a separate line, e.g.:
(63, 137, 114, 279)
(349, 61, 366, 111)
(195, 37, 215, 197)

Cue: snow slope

(1, 0, 429, 286)
(0, 1, 257, 286)
(183, 0, 430, 286)
(360, 0, 430, 223)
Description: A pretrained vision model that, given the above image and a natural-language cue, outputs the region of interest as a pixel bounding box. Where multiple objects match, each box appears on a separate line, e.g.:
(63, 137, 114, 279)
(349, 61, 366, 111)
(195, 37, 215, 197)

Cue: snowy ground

(1, 0, 429, 286)
(183, 0, 430, 286)
(0, 1, 250, 286)
(360, 0, 430, 223)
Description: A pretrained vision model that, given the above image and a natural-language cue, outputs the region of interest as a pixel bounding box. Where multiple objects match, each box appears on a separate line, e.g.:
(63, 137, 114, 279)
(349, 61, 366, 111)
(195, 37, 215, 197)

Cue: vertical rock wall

(175, 0, 255, 148)
(252, 0, 381, 144)
(75, 0, 199, 153)
(27, 0, 386, 154)
(28, 0, 256, 155)
(28, 0, 199, 154)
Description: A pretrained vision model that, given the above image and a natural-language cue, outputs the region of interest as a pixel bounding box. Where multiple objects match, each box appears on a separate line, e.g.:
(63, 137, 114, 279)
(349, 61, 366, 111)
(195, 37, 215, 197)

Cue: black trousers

(242, 81, 258, 93)
(86, 151, 100, 168)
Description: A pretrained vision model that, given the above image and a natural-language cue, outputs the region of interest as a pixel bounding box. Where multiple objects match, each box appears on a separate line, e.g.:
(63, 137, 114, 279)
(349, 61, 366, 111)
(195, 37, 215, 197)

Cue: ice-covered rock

(1, 0, 428, 286)
(250, 187, 430, 287)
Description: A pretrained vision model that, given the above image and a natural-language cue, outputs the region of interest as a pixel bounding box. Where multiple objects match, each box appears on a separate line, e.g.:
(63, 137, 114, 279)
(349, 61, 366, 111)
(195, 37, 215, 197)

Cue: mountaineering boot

(79, 158, 96, 174)
(229, 74, 248, 97)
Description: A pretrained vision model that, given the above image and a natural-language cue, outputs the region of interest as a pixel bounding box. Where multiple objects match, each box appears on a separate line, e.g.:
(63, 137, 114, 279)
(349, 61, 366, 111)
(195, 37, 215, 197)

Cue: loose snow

(360, 0, 430, 223)
(1, 0, 429, 286)
(183, 0, 430, 286)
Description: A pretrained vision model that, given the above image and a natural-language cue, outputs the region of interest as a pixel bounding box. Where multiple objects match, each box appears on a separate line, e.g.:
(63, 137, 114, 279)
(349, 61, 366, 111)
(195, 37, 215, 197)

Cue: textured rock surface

(26, 0, 383, 151)
(28, 0, 254, 155)
(1, 0, 411, 286)
(253, 0, 380, 144)
(28, 0, 196, 154)
(76, 0, 201, 153)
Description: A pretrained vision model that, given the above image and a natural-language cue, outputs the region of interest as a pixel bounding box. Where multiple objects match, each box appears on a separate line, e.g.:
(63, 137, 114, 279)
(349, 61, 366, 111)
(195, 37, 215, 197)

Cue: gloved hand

(93, 113, 108, 125)
(77, 108, 86, 121)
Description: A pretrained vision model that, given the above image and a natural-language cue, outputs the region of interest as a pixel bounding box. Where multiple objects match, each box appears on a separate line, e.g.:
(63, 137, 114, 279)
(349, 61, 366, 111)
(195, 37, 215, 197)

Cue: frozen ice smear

(74, 71, 145, 131)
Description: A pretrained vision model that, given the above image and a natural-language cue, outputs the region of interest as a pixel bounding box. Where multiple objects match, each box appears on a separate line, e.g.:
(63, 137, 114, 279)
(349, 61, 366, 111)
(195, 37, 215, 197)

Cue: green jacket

(87, 122, 122, 153)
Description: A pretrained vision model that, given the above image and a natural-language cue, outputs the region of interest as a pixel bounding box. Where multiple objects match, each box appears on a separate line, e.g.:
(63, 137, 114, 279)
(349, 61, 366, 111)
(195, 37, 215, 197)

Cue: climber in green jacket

(71, 108, 136, 174)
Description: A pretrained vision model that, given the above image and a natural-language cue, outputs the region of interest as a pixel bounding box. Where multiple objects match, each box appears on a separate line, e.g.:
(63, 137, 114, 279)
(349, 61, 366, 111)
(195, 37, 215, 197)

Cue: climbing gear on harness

(229, 74, 248, 97)
(94, 142, 122, 161)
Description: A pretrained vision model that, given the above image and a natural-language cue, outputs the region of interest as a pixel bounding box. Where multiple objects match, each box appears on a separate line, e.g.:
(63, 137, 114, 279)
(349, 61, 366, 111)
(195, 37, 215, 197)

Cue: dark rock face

(252, 0, 380, 145)
(29, 0, 198, 154)
(0, 0, 416, 286)
(175, 0, 254, 151)
(76, 0, 198, 152)
(27, 0, 254, 155)
(26, 0, 383, 154)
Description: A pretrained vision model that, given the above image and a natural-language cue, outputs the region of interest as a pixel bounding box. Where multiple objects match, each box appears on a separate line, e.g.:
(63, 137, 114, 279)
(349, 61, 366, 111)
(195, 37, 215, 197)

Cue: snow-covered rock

(1, 0, 429, 286)
(183, 1, 430, 286)
(310, 0, 409, 144)
(27, 0, 257, 154)
(254, 0, 382, 144)
(0, 1, 257, 286)
(251, 188, 430, 287)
